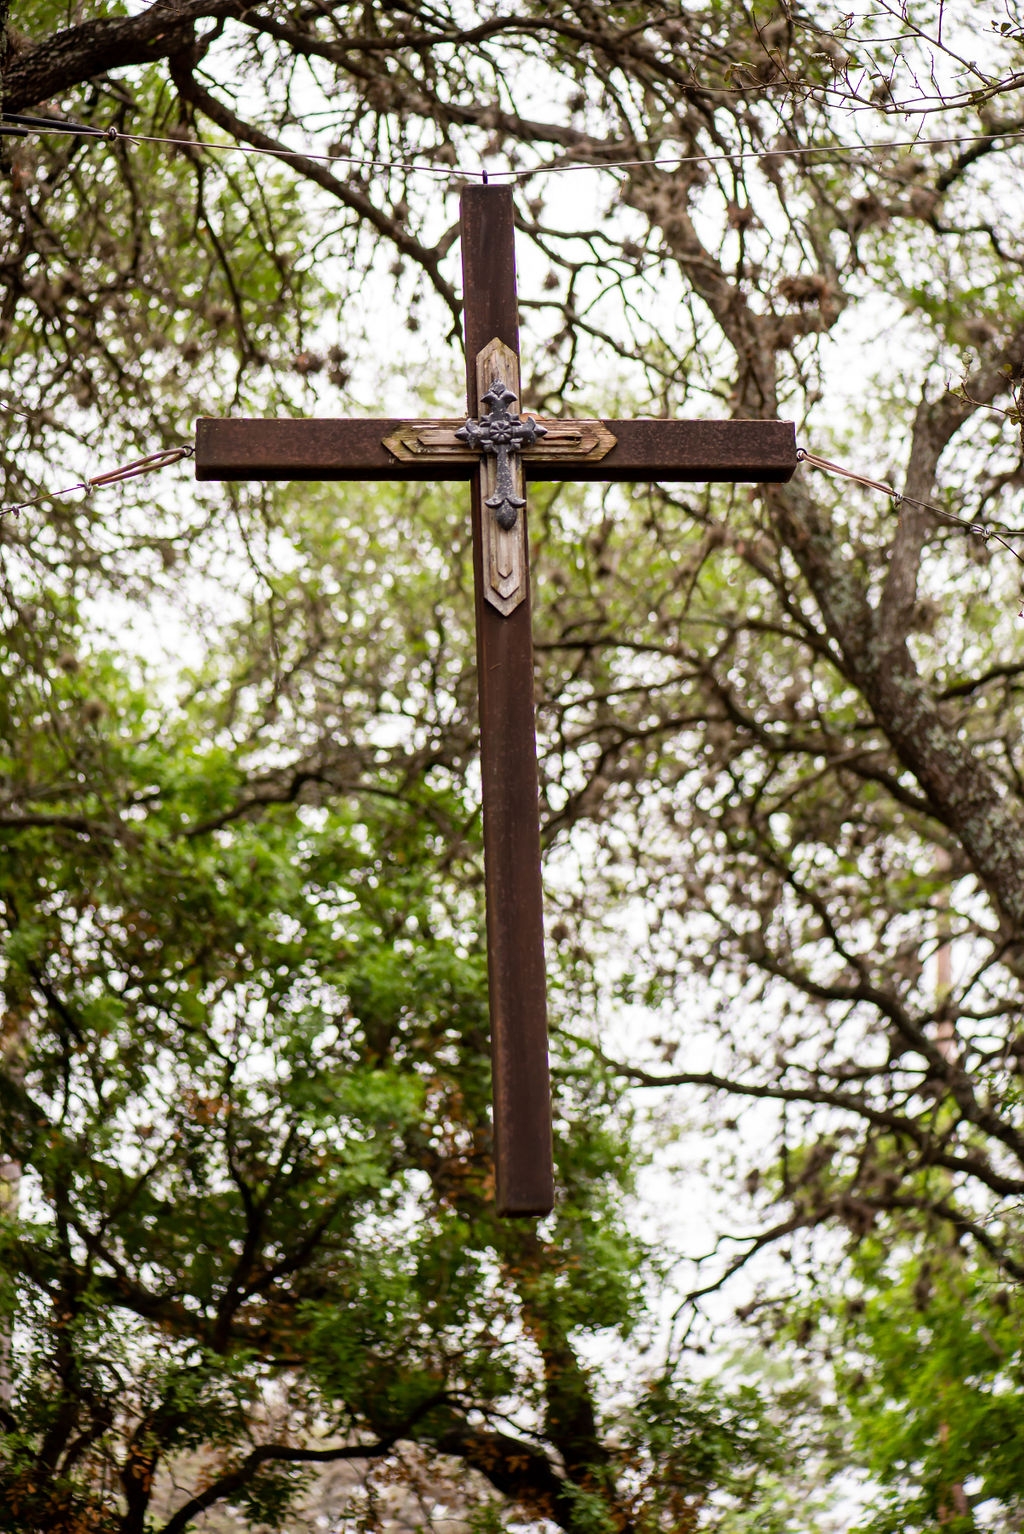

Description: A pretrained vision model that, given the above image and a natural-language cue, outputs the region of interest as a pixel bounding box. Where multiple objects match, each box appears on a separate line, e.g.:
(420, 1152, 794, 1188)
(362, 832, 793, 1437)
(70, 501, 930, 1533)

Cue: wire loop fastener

(796, 446, 899, 500)
(796, 443, 1024, 571)
(2, 445, 194, 520)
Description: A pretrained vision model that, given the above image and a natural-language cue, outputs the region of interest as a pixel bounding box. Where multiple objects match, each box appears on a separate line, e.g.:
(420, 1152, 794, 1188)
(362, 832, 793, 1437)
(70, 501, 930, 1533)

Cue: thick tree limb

(430, 1413, 581, 1531)
(159, 1419, 438, 1534)
(761, 466, 1024, 943)
(878, 329, 1024, 645)
(2, 0, 250, 112)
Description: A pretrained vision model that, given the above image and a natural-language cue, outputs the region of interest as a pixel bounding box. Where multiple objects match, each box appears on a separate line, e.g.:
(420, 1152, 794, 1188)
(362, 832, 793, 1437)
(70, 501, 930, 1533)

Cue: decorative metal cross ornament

(195, 186, 797, 1218)
(456, 376, 547, 530)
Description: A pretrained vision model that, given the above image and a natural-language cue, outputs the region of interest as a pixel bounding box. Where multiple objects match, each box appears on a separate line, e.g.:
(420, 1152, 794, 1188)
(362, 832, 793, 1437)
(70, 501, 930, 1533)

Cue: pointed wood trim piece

(475, 338, 527, 616)
(381, 417, 618, 464)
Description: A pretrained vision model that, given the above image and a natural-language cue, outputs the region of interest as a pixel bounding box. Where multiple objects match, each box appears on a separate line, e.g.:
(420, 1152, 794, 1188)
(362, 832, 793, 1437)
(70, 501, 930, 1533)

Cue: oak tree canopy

(2, 3, 1024, 1530)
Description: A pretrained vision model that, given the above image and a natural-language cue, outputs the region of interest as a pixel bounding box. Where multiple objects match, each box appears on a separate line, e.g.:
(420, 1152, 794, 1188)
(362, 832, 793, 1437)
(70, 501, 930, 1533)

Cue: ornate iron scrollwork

(456, 377, 547, 530)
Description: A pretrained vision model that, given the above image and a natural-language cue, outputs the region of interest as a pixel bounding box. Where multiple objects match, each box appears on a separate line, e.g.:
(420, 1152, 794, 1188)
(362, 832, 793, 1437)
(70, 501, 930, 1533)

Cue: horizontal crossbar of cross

(196, 416, 796, 483)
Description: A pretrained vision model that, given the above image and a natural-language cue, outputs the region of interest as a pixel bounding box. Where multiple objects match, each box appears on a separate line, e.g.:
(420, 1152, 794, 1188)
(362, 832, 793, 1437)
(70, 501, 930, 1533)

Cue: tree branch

(159, 1425, 428, 1534)
(591, 1055, 1024, 1198)
(879, 329, 1024, 645)
(168, 51, 460, 323)
(2, 0, 250, 112)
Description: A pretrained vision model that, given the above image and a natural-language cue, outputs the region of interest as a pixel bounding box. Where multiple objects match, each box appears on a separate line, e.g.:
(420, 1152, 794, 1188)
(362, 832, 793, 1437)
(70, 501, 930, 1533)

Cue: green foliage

(0, 598, 718, 1530)
(612, 1376, 788, 1531)
(838, 1244, 1024, 1532)
(5, 1, 1024, 1528)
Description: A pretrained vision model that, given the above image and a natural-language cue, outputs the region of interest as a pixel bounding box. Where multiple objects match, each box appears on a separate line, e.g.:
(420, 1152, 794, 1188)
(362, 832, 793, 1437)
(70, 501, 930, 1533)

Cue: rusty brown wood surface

(196, 416, 470, 482)
(195, 415, 797, 483)
(461, 184, 554, 1218)
(550, 417, 796, 482)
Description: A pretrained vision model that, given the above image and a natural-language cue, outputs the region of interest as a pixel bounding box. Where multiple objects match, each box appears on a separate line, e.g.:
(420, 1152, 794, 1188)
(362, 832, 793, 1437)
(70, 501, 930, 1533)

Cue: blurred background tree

(3, 3, 1024, 1530)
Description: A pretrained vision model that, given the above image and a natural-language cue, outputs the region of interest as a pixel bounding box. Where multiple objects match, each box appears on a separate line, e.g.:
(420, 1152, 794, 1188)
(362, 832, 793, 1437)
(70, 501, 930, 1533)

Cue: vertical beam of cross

(461, 186, 553, 1217)
(194, 187, 797, 1220)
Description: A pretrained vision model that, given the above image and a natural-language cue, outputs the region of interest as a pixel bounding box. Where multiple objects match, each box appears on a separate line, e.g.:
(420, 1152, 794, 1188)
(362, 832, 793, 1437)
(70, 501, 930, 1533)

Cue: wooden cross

(196, 186, 796, 1218)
